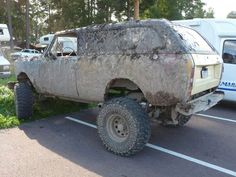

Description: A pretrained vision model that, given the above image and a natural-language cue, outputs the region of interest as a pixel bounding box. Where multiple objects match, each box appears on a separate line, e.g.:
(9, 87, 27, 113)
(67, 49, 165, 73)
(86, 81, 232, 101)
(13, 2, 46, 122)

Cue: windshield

(174, 25, 216, 54)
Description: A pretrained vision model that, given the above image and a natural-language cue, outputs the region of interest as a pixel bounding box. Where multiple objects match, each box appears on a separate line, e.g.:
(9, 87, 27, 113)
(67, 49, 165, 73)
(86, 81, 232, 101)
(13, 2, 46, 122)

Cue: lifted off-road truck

(14, 19, 224, 156)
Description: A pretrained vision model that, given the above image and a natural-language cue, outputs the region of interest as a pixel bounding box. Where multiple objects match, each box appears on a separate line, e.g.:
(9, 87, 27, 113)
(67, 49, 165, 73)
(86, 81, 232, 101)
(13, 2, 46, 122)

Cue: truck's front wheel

(14, 82, 33, 119)
(97, 97, 151, 156)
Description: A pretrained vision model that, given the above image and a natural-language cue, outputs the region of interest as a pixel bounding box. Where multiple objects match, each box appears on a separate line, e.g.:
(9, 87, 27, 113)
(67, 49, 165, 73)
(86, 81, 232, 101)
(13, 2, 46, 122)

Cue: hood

(0, 56, 10, 65)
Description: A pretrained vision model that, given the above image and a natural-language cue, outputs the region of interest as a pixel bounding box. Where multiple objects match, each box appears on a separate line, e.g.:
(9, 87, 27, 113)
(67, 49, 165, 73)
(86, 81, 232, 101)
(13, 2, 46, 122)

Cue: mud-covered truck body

(15, 19, 224, 156)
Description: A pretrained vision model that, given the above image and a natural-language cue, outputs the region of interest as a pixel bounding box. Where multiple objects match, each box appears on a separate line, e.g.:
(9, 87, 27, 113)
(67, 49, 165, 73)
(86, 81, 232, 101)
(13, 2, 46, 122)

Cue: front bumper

(176, 91, 224, 116)
(0, 71, 11, 78)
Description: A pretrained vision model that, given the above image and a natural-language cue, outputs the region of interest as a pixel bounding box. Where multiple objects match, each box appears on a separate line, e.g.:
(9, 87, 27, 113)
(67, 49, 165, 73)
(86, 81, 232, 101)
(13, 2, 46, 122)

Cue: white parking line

(66, 116, 97, 128)
(65, 116, 236, 177)
(196, 114, 236, 123)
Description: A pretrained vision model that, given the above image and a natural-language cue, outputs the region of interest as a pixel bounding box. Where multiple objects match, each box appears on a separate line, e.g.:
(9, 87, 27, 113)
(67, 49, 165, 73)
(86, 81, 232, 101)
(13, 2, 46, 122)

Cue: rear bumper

(0, 71, 11, 78)
(176, 91, 224, 116)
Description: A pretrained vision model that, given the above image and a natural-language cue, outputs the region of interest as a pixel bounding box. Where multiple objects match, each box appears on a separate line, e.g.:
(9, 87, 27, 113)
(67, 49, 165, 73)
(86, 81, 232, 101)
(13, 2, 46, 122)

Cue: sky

(202, 0, 236, 18)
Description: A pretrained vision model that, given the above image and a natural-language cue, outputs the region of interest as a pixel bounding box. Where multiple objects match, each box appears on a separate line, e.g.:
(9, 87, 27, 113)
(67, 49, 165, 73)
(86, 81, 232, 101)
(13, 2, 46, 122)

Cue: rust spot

(145, 91, 179, 106)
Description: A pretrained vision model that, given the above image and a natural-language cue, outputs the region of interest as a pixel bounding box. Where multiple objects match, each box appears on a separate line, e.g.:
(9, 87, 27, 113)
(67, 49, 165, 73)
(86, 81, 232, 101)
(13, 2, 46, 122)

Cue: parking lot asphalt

(0, 101, 236, 177)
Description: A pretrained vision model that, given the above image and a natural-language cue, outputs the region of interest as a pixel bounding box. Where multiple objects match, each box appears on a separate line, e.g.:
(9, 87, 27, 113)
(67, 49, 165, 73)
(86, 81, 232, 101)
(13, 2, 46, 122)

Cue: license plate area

(201, 66, 208, 79)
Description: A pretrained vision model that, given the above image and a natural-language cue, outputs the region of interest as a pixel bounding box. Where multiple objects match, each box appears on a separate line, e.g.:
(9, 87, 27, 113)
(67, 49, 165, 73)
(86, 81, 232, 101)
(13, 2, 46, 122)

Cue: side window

(222, 40, 236, 64)
(50, 36, 77, 57)
(0, 29, 3, 35)
(78, 27, 163, 55)
(174, 25, 215, 54)
(115, 27, 163, 54)
(132, 27, 163, 53)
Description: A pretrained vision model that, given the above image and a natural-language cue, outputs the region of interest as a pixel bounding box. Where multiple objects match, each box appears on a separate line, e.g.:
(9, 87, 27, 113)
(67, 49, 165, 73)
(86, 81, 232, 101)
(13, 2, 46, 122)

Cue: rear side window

(174, 25, 215, 54)
(0, 29, 3, 35)
(222, 40, 236, 64)
(78, 27, 163, 55)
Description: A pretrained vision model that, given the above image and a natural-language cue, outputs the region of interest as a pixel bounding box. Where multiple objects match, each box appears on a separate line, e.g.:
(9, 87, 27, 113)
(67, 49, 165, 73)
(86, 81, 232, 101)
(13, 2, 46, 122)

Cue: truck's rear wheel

(97, 97, 151, 156)
(14, 82, 33, 119)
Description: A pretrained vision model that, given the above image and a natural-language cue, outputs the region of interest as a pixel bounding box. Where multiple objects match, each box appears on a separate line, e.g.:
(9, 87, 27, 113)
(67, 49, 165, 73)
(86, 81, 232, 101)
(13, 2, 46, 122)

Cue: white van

(0, 24, 10, 42)
(0, 24, 11, 78)
(39, 34, 54, 46)
(174, 19, 236, 102)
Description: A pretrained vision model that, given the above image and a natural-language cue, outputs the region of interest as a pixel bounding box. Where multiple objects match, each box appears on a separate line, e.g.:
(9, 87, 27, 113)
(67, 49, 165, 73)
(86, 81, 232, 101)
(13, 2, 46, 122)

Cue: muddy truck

(14, 19, 224, 156)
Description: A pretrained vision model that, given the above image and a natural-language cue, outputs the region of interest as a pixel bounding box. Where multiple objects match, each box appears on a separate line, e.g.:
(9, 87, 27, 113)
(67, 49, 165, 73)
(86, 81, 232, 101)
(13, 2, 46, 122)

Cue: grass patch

(32, 98, 91, 120)
(0, 75, 16, 86)
(0, 76, 95, 129)
(0, 86, 19, 128)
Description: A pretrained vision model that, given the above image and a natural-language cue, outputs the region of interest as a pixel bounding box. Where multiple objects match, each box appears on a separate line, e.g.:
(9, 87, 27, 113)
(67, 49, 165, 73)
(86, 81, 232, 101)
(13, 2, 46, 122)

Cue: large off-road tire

(14, 82, 33, 119)
(97, 97, 151, 156)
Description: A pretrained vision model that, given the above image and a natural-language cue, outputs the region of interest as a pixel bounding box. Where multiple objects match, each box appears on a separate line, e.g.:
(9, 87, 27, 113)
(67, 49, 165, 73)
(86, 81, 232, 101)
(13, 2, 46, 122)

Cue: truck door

(37, 35, 79, 99)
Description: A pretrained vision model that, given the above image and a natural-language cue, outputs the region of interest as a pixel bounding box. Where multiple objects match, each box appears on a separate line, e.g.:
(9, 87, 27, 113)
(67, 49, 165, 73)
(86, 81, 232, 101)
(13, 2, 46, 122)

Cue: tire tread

(14, 82, 33, 119)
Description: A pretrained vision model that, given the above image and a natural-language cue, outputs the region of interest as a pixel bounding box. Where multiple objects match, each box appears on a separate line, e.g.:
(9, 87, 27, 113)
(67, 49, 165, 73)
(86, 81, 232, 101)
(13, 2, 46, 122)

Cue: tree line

(0, 0, 214, 44)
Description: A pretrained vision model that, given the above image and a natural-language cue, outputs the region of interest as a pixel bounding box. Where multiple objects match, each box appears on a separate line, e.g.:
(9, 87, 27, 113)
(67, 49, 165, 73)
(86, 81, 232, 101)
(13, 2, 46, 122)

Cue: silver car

(11, 49, 42, 61)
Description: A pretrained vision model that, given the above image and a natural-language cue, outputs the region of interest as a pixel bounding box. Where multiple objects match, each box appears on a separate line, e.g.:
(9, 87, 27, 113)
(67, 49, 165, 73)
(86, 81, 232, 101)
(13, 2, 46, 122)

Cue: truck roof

(54, 19, 172, 36)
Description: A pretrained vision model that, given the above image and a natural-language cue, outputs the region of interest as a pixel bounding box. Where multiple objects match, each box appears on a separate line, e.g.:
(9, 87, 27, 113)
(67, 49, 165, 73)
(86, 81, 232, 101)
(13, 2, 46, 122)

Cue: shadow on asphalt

(215, 100, 236, 110)
(18, 109, 231, 177)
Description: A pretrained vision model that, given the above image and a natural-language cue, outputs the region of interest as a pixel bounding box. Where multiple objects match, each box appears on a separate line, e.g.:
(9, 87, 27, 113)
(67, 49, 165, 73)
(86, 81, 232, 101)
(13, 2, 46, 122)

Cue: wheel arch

(17, 72, 29, 81)
(104, 78, 146, 101)
(16, 72, 34, 87)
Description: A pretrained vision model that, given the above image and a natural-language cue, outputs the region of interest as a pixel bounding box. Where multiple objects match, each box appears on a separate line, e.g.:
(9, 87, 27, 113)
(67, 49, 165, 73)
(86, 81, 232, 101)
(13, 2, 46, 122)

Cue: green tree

(0, 0, 26, 42)
(0, 0, 215, 44)
(141, 0, 214, 20)
(142, 0, 182, 20)
(205, 8, 214, 18)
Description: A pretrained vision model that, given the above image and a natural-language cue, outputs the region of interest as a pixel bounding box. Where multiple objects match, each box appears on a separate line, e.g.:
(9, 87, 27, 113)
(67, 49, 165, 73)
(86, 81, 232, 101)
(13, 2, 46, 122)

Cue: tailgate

(191, 54, 223, 95)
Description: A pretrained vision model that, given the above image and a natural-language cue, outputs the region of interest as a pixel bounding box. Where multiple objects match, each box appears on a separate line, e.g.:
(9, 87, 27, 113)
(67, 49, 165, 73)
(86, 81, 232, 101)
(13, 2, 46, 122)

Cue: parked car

(11, 49, 42, 60)
(14, 19, 224, 156)
(0, 48, 11, 78)
(174, 18, 236, 102)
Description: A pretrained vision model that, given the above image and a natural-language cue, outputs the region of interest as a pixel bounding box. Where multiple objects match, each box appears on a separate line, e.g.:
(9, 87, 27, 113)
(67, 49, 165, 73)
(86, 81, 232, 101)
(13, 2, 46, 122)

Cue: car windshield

(174, 25, 216, 54)
(22, 49, 31, 53)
